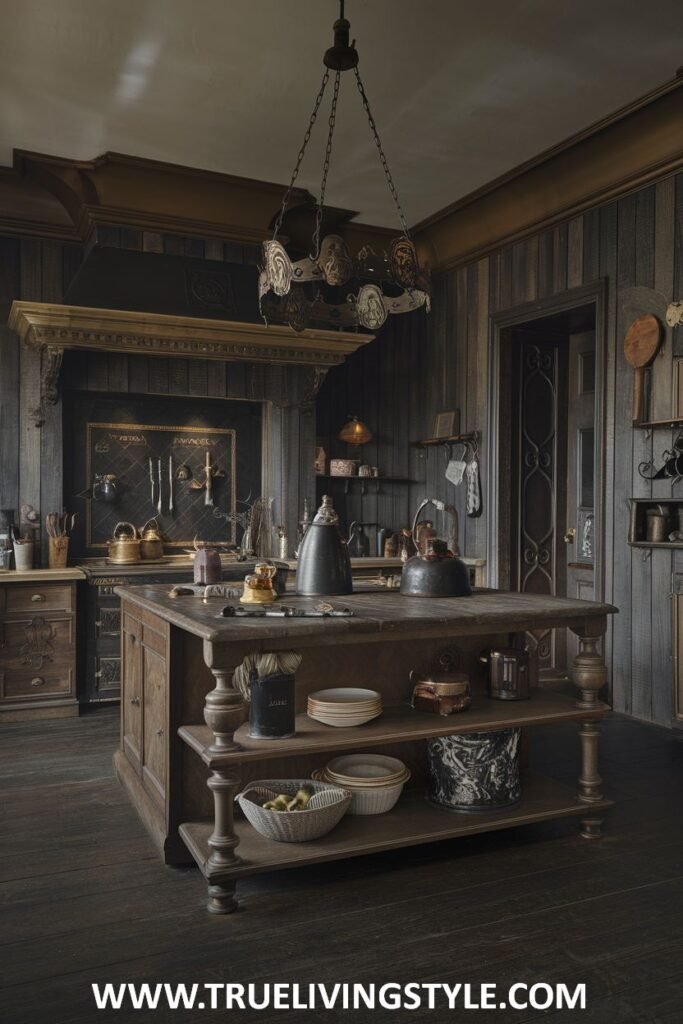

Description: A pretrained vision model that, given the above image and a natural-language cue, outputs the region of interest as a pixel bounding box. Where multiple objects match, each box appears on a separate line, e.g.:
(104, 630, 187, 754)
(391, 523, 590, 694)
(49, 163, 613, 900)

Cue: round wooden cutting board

(623, 313, 662, 424)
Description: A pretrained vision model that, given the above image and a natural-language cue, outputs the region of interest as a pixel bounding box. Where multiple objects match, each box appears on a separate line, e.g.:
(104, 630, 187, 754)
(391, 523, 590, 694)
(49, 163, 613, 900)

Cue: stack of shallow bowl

(307, 688, 382, 728)
(313, 753, 410, 815)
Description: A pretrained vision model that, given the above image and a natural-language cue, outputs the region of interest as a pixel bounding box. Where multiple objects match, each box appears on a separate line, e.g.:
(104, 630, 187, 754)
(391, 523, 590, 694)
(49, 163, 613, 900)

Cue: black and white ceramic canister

(427, 729, 521, 812)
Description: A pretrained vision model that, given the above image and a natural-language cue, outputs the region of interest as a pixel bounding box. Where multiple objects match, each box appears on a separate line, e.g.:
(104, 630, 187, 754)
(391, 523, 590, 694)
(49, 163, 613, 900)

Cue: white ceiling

(0, 0, 680, 228)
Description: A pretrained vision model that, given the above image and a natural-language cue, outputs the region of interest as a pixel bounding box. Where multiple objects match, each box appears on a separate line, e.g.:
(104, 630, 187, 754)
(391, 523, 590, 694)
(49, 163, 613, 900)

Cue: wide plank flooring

(1, 708, 682, 1023)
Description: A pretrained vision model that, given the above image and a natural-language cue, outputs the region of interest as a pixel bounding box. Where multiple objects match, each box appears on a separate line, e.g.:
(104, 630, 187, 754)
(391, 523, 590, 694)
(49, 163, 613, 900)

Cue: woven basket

(235, 778, 351, 843)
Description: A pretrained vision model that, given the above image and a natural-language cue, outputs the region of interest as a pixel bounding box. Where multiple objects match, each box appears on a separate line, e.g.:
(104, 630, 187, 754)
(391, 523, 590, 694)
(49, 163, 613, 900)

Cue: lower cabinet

(0, 582, 78, 721)
(121, 606, 169, 810)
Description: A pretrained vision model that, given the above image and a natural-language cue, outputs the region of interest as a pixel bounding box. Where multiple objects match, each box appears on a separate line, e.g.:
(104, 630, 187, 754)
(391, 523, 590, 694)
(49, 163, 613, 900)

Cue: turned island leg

(570, 621, 608, 839)
(202, 649, 247, 914)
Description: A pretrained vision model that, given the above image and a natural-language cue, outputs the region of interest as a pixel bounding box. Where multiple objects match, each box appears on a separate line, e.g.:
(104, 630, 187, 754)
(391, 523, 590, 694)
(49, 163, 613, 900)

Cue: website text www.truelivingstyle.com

(92, 981, 587, 1013)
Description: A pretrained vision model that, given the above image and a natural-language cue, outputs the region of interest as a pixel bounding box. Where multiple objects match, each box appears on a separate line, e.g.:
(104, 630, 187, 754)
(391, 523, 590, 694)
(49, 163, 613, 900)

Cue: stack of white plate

(307, 688, 383, 728)
(313, 753, 410, 815)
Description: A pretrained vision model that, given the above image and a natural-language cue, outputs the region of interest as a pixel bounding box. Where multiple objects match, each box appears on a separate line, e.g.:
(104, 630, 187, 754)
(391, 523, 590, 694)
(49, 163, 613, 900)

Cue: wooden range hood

(8, 301, 374, 424)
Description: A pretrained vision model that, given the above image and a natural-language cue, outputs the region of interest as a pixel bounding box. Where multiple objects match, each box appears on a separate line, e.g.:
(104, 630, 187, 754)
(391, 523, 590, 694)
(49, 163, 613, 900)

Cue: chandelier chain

(272, 68, 331, 240)
(312, 70, 341, 260)
(353, 66, 410, 238)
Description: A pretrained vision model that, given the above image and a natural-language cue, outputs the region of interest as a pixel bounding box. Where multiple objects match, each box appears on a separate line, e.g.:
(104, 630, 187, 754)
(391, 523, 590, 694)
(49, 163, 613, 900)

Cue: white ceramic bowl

(326, 753, 407, 782)
(312, 769, 408, 815)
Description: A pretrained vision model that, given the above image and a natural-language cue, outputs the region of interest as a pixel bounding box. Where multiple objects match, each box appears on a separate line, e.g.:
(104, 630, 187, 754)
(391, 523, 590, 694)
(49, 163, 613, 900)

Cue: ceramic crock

(427, 729, 521, 812)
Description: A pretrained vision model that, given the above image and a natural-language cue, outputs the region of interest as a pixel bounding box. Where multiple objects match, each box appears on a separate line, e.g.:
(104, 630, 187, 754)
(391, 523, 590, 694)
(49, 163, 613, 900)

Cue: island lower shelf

(179, 772, 613, 883)
(178, 691, 610, 767)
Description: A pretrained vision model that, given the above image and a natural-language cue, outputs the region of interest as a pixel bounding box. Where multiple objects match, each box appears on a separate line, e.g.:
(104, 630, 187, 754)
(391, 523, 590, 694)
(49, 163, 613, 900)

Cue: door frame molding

(486, 279, 608, 602)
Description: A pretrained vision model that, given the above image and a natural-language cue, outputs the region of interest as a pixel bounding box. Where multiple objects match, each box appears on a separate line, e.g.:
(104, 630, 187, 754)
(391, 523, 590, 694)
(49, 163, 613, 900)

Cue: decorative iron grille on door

(514, 339, 561, 671)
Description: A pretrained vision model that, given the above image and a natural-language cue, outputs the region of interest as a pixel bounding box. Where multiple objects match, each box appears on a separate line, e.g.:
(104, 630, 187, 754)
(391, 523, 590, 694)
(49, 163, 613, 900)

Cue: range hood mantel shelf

(7, 301, 374, 425)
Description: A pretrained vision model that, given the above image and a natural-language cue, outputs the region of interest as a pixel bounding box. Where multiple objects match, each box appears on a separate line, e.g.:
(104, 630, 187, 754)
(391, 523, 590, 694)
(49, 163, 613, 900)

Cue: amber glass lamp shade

(338, 416, 373, 446)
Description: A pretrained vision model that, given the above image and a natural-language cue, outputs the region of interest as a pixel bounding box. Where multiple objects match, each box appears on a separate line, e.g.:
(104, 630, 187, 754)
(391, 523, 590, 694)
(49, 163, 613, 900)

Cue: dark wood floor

(1, 709, 683, 1024)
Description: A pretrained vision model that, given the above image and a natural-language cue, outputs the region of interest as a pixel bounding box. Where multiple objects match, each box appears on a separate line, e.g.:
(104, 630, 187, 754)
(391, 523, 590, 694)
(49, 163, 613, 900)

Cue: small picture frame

(432, 410, 459, 440)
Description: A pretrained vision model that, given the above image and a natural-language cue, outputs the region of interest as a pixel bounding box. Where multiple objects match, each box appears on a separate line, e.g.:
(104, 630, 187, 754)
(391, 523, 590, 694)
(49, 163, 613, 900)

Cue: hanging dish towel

(445, 457, 467, 486)
(466, 458, 482, 517)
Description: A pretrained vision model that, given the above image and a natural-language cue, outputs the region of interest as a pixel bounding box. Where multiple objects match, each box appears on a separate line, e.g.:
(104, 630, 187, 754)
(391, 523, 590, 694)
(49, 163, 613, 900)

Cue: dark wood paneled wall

(0, 230, 315, 560)
(321, 172, 683, 726)
(0, 238, 83, 563)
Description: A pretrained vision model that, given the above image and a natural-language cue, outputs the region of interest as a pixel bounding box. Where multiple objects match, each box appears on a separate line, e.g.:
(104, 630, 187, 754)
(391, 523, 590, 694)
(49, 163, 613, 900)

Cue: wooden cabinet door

(142, 644, 167, 806)
(121, 620, 142, 772)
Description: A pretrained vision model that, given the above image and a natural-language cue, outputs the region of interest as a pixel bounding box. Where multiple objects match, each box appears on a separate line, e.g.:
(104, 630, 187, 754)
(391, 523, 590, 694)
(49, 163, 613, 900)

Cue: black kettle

(295, 495, 353, 596)
(400, 498, 472, 598)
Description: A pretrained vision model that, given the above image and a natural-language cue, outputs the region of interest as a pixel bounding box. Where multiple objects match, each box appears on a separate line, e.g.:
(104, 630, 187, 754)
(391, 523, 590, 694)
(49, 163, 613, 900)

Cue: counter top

(0, 568, 85, 583)
(283, 556, 487, 570)
(115, 585, 616, 647)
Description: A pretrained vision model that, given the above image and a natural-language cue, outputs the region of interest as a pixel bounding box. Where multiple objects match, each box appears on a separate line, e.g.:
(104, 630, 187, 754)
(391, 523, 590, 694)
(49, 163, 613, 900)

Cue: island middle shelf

(178, 690, 610, 767)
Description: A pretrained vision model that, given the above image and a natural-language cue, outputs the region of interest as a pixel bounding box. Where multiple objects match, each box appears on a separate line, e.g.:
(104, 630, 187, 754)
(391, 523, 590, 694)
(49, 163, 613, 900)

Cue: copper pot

(410, 668, 471, 716)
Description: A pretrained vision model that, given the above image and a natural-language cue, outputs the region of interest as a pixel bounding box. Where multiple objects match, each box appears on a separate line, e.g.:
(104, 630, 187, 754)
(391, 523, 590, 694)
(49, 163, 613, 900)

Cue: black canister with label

(248, 671, 296, 739)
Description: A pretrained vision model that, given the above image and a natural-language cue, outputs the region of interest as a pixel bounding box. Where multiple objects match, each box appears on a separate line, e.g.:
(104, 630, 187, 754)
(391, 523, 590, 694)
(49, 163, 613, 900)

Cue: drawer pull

(156, 728, 164, 737)
(31, 594, 46, 603)
(31, 677, 45, 687)
(130, 695, 141, 706)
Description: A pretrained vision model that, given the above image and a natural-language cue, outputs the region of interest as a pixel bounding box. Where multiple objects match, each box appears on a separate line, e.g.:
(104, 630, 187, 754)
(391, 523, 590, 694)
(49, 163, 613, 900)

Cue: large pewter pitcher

(295, 495, 353, 596)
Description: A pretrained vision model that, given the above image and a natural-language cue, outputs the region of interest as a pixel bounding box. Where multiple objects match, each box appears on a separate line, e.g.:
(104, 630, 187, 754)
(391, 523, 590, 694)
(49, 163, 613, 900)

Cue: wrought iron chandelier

(259, 1, 430, 333)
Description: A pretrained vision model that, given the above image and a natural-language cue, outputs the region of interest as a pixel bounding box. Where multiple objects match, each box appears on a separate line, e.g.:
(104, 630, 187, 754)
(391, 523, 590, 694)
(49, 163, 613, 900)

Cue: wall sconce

(338, 416, 373, 446)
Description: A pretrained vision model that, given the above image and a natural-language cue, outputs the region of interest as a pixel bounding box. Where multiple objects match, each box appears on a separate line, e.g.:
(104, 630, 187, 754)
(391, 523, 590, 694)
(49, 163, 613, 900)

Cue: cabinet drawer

(4, 584, 73, 614)
(1, 615, 74, 672)
(1, 667, 73, 700)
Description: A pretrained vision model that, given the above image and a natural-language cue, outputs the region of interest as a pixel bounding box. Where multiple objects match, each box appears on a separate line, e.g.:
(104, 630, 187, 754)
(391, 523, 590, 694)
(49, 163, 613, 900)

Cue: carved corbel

(30, 345, 64, 426)
(301, 365, 329, 408)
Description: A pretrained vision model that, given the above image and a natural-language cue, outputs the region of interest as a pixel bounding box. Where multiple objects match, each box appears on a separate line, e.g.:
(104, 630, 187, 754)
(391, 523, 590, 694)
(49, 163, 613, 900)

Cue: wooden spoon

(624, 313, 662, 425)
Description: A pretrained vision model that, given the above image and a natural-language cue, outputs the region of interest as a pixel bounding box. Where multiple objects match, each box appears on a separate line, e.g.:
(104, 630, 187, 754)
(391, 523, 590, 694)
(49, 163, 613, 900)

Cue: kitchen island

(115, 585, 616, 914)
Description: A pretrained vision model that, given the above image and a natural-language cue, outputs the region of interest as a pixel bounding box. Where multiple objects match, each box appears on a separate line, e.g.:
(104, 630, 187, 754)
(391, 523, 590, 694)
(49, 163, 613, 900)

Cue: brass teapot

(139, 518, 164, 561)
(108, 522, 140, 564)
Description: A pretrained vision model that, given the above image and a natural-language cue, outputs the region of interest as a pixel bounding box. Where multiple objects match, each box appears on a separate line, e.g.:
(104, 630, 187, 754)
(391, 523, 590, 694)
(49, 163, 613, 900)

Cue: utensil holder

(48, 536, 69, 569)
(13, 541, 34, 571)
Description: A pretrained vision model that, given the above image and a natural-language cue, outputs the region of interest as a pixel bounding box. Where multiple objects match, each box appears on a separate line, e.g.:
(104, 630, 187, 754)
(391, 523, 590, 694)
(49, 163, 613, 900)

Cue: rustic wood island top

(115, 585, 616, 646)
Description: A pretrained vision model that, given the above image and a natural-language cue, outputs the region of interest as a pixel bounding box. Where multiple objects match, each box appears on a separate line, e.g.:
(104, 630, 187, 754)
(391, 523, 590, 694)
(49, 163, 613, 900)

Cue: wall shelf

(316, 474, 414, 494)
(411, 431, 479, 449)
(635, 418, 683, 430)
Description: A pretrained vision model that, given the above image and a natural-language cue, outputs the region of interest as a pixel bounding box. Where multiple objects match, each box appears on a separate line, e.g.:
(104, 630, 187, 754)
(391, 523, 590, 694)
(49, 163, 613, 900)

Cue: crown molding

(13, 150, 313, 246)
(0, 75, 680, 267)
(414, 74, 683, 272)
(8, 300, 374, 424)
